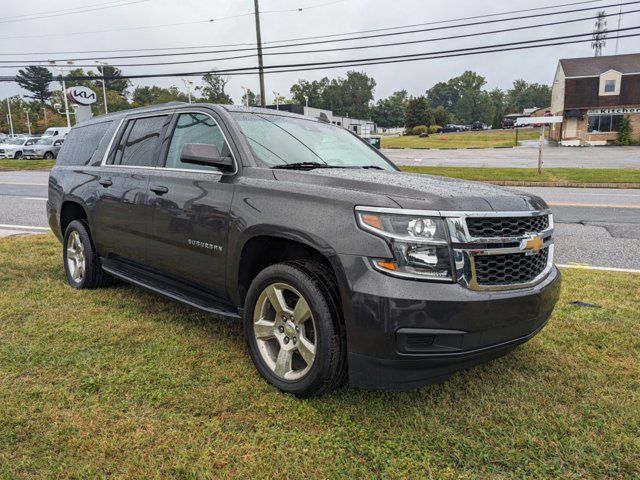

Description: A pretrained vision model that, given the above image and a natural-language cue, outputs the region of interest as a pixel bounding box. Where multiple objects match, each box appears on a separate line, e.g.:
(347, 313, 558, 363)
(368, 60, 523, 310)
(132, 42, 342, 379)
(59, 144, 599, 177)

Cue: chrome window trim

(99, 110, 238, 176)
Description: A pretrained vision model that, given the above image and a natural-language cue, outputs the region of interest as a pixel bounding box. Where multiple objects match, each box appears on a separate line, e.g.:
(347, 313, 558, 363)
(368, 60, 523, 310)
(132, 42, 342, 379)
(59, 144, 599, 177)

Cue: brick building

(549, 53, 640, 146)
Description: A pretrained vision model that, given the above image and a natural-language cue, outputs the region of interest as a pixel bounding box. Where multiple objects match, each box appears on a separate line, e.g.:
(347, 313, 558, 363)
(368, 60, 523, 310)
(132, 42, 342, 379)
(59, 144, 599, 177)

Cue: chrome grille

(466, 215, 549, 238)
(473, 248, 549, 286)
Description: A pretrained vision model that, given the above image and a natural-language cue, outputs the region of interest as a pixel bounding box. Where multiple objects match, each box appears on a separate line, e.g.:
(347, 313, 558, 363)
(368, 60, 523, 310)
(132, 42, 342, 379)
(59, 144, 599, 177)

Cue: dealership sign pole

(516, 116, 563, 174)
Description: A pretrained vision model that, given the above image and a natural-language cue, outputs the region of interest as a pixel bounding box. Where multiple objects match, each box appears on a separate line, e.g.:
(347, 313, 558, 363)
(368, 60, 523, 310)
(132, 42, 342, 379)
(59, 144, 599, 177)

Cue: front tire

(44, 152, 54, 159)
(63, 220, 113, 289)
(14, 151, 22, 159)
(244, 260, 347, 397)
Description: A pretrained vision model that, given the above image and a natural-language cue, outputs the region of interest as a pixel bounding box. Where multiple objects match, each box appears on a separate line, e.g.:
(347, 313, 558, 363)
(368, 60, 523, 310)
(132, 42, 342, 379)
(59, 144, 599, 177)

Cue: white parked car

(0, 137, 40, 159)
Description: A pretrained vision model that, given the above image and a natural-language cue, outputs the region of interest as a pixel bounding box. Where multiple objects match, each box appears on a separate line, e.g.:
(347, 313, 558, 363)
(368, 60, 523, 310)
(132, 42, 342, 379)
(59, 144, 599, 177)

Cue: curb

(485, 181, 640, 189)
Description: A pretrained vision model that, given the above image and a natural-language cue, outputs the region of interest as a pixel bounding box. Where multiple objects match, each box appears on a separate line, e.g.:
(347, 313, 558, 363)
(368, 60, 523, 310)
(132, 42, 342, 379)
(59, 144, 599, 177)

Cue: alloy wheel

(253, 282, 317, 381)
(66, 230, 86, 283)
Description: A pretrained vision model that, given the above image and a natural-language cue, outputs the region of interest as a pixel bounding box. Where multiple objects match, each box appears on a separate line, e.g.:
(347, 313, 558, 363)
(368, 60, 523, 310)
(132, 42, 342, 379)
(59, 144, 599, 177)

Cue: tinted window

(113, 116, 167, 167)
(165, 112, 229, 171)
(55, 121, 113, 166)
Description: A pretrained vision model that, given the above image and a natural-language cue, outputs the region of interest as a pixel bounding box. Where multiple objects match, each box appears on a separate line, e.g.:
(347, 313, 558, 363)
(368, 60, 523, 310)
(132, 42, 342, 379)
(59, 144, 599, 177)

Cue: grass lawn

(382, 129, 542, 149)
(400, 166, 640, 184)
(0, 159, 55, 171)
(1, 235, 639, 478)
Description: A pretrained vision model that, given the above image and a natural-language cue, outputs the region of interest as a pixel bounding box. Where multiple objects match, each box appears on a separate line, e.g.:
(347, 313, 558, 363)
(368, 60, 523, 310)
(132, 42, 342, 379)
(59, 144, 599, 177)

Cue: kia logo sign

(66, 86, 97, 105)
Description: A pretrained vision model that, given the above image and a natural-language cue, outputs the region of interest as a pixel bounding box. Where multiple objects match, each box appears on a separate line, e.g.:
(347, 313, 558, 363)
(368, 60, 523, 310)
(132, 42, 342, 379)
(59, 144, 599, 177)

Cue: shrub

(412, 125, 429, 136)
(429, 125, 442, 134)
(616, 116, 635, 145)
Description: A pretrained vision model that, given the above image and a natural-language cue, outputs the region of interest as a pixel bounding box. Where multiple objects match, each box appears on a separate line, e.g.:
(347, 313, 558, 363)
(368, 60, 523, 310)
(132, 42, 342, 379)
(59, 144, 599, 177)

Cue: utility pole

(49, 60, 73, 128)
(96, 61, 108, 114)
(24, 109, 31, 135)
(182, 78, 193, 104)
(6, 97, 14, 137)
(253, 0, 266, 107)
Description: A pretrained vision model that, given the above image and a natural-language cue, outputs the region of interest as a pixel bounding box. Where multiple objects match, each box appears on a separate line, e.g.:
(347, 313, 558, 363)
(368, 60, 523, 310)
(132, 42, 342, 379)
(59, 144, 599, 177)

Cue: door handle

(150, 185, 169, 195)
(98, 177, 112, 187)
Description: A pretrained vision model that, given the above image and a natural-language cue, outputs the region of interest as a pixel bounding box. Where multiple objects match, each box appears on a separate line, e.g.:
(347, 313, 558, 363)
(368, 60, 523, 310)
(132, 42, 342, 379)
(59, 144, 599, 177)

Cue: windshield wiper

(358, 165, 385, 170)
(272, 162, 343, 170)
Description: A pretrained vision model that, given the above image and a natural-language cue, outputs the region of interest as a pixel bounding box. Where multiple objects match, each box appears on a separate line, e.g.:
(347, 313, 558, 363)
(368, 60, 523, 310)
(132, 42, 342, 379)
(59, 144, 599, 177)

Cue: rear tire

(63, 220, 113, 289)
(244, 260, 347, 397)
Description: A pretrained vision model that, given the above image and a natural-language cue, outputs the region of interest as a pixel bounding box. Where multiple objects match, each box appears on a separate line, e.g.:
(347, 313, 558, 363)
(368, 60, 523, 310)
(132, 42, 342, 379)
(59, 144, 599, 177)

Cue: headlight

(356, 208, 453, 281)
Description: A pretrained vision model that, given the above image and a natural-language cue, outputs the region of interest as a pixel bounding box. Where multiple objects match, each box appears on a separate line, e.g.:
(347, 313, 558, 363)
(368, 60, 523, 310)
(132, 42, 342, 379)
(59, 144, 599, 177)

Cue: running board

(102, 260, 241, 320)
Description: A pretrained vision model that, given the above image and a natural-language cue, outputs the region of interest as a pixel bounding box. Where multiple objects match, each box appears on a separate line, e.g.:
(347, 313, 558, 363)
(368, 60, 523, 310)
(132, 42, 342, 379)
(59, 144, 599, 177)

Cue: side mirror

(180, 143, 233, 171)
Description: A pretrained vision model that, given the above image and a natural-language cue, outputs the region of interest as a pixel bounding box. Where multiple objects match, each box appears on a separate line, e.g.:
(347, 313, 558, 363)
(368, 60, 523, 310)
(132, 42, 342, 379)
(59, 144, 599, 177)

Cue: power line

(4, 8, 639, 69)
(3, 30, 638, 83)
(3, 25, 636, 81)
(4, 0, 637, 64)
(0, 0, 348, 41)
(0, 0, 615, 56)
(0, 0, 149, 23)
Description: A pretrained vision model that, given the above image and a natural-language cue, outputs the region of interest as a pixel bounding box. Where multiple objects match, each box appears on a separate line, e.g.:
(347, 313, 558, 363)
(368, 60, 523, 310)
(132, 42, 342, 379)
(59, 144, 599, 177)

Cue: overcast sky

(1, 0, 639, 104)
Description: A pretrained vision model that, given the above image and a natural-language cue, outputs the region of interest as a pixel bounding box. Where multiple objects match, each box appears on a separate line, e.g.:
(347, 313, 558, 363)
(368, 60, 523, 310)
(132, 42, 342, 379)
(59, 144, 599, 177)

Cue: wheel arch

(59, 200, 89, 236)
(231, 228, 353, 330)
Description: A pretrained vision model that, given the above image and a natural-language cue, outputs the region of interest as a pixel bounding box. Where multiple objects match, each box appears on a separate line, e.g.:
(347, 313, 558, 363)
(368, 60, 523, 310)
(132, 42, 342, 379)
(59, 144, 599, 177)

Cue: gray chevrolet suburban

(47, 103, 561, 396)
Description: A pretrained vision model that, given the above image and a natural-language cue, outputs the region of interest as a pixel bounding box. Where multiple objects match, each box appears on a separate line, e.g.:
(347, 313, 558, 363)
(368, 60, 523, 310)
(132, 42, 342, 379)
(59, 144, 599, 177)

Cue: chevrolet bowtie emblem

(521, 234, 543, 254)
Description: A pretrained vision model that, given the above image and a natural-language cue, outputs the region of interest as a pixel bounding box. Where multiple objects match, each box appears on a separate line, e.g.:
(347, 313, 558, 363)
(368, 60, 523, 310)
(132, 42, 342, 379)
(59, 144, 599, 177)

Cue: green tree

(404, 96, 433, 130)
(426, 81, 460, 110)
(199, 73, 233, 104)
(506, 80, 552, 113)
(240, 88, 260, 107)
(64, 68, 93, 88)
(488, 88, 507, 129)
(372, 90, 408, 128)
(290, 78, 329, 108)
(131, 85, 189, 107)
(336, 71, 376, 119)
(15, 66, 53, 104)
(90, 65, 130, 97)
(617, 116, 634, 145)
(432, 105, 450, 126)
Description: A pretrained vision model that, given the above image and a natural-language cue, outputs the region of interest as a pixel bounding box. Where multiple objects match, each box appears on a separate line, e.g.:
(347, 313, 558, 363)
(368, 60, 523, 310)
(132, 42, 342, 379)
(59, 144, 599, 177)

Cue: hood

(273, 168, 547, 212)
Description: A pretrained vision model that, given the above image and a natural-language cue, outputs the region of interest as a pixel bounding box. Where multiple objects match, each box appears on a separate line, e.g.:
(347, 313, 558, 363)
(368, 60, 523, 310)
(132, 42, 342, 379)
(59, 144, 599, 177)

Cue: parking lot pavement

(383, 145, 640, 169)
(0, 171, 49, 237)
(1, 171, 638, 269)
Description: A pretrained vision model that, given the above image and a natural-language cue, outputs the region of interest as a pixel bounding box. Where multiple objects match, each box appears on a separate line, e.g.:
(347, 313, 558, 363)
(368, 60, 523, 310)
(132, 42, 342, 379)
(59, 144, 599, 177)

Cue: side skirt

(101, 257, 241, 320)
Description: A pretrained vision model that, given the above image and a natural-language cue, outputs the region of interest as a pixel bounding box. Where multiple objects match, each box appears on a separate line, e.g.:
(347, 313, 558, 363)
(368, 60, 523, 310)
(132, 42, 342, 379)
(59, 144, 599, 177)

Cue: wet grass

(382, 129, 541, 149)
(400, 166, 640, 184)
(1, 235, 639, 479)
(0, 159, 55, 171)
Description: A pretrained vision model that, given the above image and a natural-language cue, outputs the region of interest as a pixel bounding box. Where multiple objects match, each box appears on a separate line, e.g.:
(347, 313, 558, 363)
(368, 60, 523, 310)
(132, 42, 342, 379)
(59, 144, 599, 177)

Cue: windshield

(36, 138, 53, 145)
(231, 112, 395, 171)
(43, 128, 56, 136)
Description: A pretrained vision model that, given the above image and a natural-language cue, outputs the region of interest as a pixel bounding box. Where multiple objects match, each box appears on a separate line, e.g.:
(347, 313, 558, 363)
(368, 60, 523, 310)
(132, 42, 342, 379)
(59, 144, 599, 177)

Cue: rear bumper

(338, 254, 561, 390)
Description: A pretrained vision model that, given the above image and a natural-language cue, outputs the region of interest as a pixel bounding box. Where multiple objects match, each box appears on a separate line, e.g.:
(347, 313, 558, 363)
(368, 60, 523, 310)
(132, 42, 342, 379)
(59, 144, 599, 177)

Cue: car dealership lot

(2, 170, 638, 270)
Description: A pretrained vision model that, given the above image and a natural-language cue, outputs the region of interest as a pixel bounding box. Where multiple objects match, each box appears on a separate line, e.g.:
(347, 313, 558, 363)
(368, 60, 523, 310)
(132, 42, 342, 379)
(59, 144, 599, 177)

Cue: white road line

(23, 197, 47, 200)
(0, 224, 50, 231)
(557, 264, 640, 274)
(0, 182, 48, 186)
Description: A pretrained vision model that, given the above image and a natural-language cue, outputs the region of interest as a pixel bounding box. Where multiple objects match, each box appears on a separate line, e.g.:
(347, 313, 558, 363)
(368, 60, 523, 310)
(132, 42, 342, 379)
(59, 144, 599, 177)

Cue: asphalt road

(1, 170, 639, 270)
(383, 144, 640, 169)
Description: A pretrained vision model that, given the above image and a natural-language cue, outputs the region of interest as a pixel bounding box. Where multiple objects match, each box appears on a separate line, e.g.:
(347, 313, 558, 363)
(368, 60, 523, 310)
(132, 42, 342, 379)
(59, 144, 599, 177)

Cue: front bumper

(338, 254, 561, 390)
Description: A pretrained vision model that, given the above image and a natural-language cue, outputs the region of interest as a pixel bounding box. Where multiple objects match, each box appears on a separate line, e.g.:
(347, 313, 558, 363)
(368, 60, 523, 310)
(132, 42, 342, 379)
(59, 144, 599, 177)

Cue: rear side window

(112, 115, 167, 167)
(164, 112, 229, 171)
(55, 121, 113, 166)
